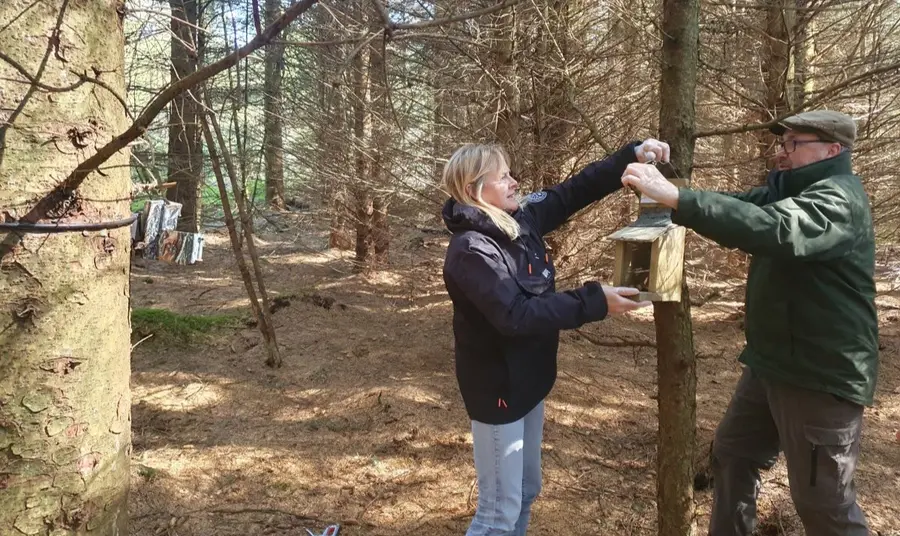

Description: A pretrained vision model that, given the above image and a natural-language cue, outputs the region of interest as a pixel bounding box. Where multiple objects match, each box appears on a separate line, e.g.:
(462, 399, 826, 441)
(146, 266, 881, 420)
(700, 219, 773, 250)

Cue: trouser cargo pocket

(801, 423, 859, 506)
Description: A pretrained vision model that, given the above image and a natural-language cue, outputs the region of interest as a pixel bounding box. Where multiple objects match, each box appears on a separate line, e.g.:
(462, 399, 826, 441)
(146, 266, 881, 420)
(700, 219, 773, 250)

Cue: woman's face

(473, 158, 519, 212)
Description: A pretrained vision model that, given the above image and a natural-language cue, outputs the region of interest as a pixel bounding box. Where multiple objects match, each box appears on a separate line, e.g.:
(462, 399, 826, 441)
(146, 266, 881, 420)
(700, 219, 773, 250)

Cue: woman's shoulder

(447, 230, 504, 259)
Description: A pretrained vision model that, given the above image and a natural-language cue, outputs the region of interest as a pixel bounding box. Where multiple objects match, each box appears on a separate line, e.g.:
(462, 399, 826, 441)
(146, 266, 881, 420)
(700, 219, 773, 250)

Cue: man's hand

(603, 286, 652, 314)
(635, 139, 671, 164)
(621, 163, 680, 209)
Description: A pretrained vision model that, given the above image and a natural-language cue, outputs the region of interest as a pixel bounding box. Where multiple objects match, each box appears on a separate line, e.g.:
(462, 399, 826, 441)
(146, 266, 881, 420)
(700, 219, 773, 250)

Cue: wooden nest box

(607, 179, 688, 302)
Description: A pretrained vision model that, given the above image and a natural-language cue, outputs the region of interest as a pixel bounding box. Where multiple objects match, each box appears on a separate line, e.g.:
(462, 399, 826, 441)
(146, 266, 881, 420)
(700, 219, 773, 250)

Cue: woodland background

(1, 0, 899, 535)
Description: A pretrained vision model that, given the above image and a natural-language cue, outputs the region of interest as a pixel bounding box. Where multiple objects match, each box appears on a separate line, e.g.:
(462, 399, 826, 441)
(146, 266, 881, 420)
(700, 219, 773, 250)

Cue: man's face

(774, 129, 843, 170)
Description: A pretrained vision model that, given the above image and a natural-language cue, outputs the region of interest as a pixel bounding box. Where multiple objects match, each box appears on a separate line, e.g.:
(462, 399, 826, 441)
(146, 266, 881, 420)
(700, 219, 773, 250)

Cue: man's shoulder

(805, 173, 874, 228)
(809, 172, 867, 198)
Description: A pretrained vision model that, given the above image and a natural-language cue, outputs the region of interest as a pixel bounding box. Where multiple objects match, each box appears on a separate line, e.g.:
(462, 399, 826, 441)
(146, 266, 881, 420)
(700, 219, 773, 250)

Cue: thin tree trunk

(263, 0, 286, 209)
(354, 186, 374, 268)
(656, 0, 700, 533)
(201, 117, 265, 330)
(204, 98, 282, 368)
(167, 0, 204, 232)
(372, 194, 389, 261)
(531, 1, 577, 191)
(313, 8, 353, 250)
(430, 0, 461, 180)
(323, 81, 353, 250)
(368, 25, 390, 264)
(765, 0, 796, 113)
(201, 111, 280, 369)
(0, 0, 132, 533)
(491, 5, 521, 175)
(754, 0, 797, 173)
(795, 0, 815, 105)
(351, 0, 374, 268)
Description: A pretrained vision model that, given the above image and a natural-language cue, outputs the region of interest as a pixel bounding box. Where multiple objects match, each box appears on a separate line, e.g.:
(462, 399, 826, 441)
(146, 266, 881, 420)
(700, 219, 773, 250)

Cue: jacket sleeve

(446, 244, 609, 336)
(673, 180, 858, 261)
(721, 186, 770, 206)
(523, 142, 640, 236)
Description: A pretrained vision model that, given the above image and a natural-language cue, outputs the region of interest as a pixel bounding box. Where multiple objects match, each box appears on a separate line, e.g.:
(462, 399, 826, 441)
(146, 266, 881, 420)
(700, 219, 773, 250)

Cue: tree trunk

(491, 6, 521, 176)
(754, 0, 797, 173)
(351, 39, 373, 267)
(350, 0, 375, 269)
(309, 8, 352, 250)
(368, 22, 390, 265)
(263, 0, 286, 209)
(431, 0, 456, 180)
(166, 0, 203, 232)
(764, 0, 795, 114)
(354, 186, 374, 267)
(372, 195, 389, 262)
(0, 0, 132, 534)
(325, 85, 353, 251)
(794, 0, 815, 106)
(531, 1, 577, 191)
(656, 0, 700, 534)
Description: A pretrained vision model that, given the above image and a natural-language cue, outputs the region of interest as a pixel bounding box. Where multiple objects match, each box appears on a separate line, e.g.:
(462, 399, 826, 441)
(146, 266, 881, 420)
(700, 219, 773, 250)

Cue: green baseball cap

(770, 110, 857, 148)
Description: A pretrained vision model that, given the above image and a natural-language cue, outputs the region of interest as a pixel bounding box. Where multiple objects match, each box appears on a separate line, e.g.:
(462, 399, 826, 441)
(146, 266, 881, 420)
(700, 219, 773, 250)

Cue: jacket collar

(767, 149, 853, 200)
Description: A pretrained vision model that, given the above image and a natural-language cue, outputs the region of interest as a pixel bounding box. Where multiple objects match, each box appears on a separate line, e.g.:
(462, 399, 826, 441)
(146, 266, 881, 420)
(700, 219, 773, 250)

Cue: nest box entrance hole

(617, 241, 652, 292)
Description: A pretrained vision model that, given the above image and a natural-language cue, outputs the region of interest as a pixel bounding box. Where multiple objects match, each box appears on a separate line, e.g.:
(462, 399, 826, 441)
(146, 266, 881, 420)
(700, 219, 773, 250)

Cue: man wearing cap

(621, 110, 878, 536)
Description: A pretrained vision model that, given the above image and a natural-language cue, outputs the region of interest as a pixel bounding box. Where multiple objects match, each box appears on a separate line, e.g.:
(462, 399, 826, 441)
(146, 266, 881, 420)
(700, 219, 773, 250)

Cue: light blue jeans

(466, 401, 544, 536)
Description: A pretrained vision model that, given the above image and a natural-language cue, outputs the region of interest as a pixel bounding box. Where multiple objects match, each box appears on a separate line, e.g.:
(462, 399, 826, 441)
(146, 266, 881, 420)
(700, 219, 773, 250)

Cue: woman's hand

(635, 139, 671, 163)
(603, 286, 652, 314)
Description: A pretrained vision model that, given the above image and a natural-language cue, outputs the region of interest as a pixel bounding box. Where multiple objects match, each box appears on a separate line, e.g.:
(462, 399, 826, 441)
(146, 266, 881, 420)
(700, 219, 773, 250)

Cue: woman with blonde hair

(442, 138, 668, 535)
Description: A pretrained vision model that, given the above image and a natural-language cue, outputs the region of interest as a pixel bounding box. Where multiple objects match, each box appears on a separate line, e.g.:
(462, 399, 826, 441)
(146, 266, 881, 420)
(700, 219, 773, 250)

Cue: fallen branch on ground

(574, 328, 656, 348)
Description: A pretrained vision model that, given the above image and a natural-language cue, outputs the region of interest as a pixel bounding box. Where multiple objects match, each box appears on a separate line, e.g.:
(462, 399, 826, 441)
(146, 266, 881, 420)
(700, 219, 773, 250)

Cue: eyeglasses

(777, 139, 828, 154)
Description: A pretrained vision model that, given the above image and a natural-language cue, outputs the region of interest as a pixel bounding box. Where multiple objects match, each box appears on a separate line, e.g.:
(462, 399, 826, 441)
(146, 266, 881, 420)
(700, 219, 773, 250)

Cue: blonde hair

(442, 143, 521, 240)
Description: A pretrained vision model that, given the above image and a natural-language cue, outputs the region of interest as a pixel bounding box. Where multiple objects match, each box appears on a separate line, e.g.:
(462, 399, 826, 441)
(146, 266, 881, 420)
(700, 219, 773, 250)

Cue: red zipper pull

(498, 398, 507, 408)
(528, 264, 532, 275)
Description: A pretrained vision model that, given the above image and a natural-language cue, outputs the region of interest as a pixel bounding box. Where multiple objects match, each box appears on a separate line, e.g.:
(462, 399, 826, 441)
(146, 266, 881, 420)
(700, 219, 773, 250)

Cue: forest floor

(127, 210, 900, 536)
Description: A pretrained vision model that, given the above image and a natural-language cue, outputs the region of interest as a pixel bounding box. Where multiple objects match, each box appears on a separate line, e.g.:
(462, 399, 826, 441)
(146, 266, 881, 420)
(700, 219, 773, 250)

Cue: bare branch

(369, 0, 395, 36)
(18, 0, 319, 224)
(79, 72, 134, 120)
(278, 32, 485, 47)
(126, 8, 209, 34)
(0, 53, 132, 119)
(695, 60, 900, 138)
(574, 329, 656, 348)
(201, 88, 281, 368)
(393, 0, 524, 31)
(277, 35, 365, 47)
(0, 51, 81, 92)
(0, 0, 70, 169)
(567, 80, 613, 154)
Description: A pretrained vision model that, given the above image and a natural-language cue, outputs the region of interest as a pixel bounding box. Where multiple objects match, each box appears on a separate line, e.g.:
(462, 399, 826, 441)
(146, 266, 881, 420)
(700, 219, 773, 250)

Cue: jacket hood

(442, 197, 516, 241)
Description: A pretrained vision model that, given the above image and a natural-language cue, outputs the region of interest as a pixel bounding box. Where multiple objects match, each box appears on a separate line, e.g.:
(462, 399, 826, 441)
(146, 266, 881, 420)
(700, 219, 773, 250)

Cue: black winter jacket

(442, 142, 640, 424)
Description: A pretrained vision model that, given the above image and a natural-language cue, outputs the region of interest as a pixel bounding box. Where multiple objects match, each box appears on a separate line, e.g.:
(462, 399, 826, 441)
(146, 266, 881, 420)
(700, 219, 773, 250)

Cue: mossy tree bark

(0, 0, 132, 534)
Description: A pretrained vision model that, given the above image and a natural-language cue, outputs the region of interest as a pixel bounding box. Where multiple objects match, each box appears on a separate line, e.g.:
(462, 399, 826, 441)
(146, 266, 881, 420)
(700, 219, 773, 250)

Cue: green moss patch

(131, 308, 241, 345)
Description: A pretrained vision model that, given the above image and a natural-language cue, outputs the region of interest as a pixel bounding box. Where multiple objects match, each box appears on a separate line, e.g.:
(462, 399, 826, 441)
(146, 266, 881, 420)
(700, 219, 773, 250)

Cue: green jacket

(674, 150, 879, 406)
